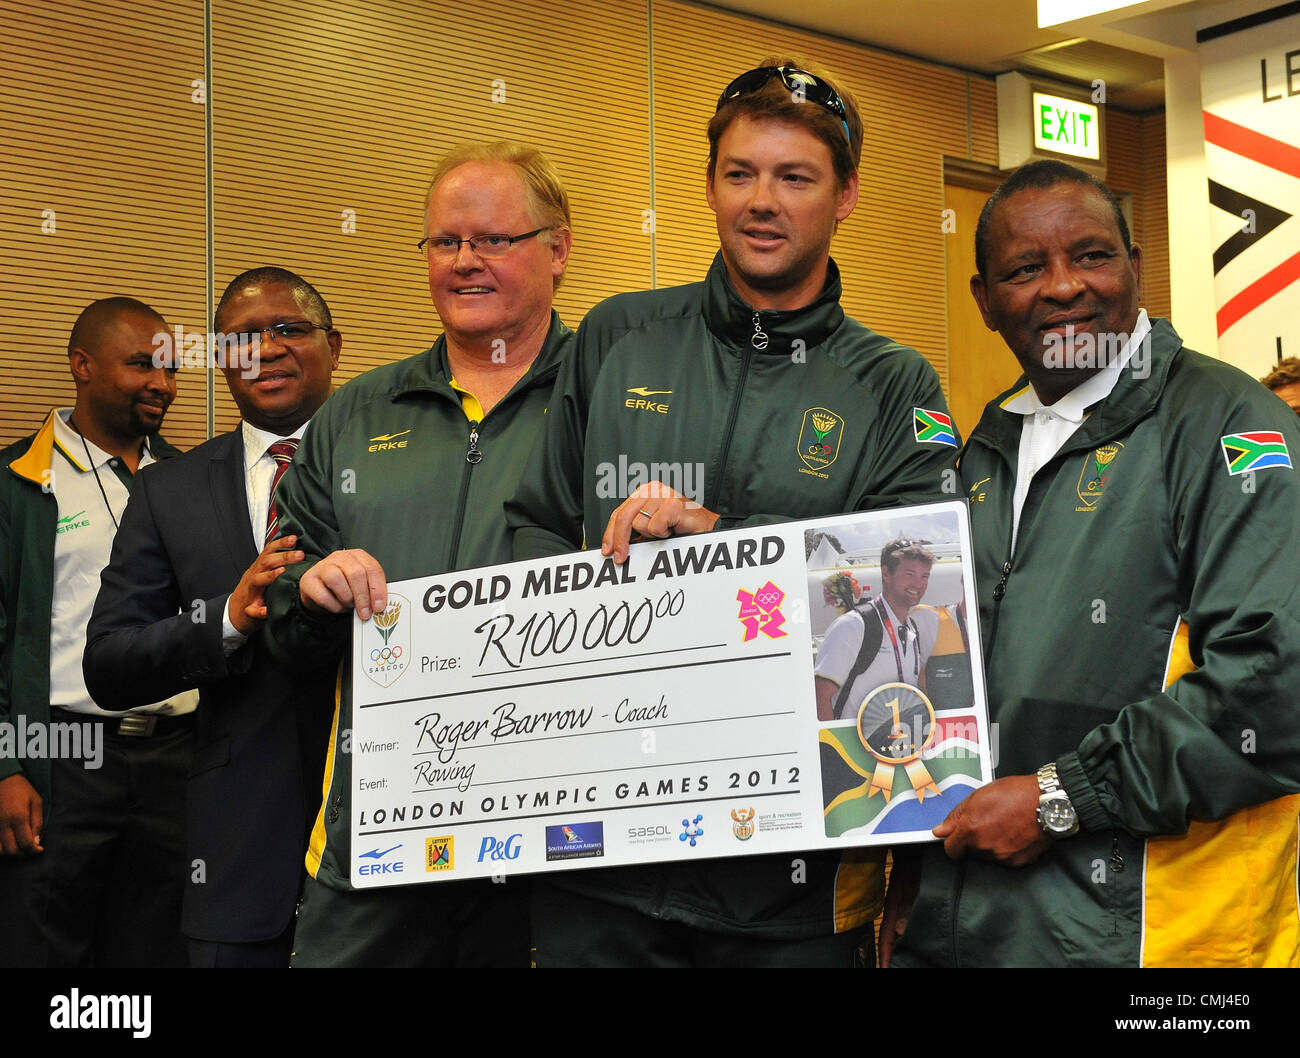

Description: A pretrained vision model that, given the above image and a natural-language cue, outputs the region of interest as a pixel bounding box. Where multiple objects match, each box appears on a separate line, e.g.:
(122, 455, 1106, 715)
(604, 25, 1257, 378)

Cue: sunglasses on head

(884, 538, 919, 554)
(716, 65, 852, 146)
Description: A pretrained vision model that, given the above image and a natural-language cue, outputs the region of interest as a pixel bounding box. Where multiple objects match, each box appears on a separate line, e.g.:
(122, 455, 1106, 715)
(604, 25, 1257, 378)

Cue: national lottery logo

(363, 595, 411, 688)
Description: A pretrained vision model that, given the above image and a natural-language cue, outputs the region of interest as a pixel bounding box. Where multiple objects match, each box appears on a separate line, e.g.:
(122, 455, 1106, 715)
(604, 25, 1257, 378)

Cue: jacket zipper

(439, 359, 559, 568)
(706, 325, 757, 511)
(445, 420, 481, 568)
(952, 444, 1017, 966)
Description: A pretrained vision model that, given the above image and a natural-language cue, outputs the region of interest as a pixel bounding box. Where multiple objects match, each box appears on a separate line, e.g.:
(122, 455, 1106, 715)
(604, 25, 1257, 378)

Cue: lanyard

(873, 596, 919, 682)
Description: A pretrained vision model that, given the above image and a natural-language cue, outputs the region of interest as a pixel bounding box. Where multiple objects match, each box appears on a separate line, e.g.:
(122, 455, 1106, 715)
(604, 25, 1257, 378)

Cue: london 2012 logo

(363, 594, 411, 688)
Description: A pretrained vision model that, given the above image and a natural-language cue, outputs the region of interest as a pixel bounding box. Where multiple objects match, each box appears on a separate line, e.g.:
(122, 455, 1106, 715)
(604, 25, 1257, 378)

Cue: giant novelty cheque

(349, 500, 993, 886)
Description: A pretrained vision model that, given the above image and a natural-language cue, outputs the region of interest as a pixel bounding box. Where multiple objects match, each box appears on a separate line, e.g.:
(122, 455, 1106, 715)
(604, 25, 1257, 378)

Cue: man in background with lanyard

(0, 295, 196, 967)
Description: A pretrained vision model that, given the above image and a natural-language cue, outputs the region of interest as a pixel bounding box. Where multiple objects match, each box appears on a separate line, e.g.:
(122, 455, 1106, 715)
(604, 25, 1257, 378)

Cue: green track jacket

(1, 411, 179, 800)
(506, 254, 958, 939)
(895, 318, 1300, 967)
(264, 315, 573, 888)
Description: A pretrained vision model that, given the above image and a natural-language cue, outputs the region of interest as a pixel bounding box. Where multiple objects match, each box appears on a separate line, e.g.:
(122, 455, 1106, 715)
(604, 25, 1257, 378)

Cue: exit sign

(998, 73, 1106, 174)
(1033, 92, 1100, 160)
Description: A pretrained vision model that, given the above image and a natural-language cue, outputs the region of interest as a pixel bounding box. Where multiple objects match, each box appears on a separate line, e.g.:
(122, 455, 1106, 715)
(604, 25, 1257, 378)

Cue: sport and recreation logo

(913, 408, 957, 447)
(1076, 441, 1124, 508)
(730, 807, 756, 841)
(1220, 430, 1293, 475)
(680, 814, 705, 847)
(798, 407, 844, 471)
(363, 594, 411, 688)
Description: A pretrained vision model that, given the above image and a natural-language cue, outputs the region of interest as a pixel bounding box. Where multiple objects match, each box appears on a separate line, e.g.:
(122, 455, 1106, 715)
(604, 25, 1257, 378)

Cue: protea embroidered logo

(363, 595, 410, 688)
(798, 407, 843, 472)
(1076, 441, 1124, 508)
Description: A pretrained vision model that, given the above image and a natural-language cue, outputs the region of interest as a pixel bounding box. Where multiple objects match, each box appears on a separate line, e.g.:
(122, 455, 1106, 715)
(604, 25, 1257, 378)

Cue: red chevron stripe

(1217, 249, 1300, 335)
(1203, 111, 1300, 178)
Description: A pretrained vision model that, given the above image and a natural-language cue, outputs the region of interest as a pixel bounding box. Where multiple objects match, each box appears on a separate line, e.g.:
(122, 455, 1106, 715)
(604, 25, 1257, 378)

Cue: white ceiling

(708, 0, 1172, 109)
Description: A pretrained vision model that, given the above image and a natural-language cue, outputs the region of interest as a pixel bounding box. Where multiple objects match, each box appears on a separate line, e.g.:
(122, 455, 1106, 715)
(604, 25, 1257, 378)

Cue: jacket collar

(8, 409, 181, 485)
(968, 317, 1182, 458)
(9, 409, 60, 484)
(394, 310, 573, 399)
(702, 252, 845, 353)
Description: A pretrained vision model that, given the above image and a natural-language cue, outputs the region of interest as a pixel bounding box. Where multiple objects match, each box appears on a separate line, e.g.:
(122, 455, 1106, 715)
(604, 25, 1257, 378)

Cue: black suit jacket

(83, 428, 334, 943)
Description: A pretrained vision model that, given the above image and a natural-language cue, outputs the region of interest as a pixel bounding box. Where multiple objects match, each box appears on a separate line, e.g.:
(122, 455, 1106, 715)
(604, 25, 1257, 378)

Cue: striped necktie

(264, 438, 300, 544)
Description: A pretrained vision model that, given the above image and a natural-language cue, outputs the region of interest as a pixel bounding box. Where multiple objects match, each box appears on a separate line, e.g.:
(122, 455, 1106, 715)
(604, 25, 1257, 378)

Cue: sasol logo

(477, 834, 522, 862)
(627, 824, 672, 839)
(357, 843, 404, 876)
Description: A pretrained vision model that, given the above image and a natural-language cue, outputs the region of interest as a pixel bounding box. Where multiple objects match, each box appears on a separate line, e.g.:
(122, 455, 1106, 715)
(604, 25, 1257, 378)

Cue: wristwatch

(1036, 763, 1079, 837)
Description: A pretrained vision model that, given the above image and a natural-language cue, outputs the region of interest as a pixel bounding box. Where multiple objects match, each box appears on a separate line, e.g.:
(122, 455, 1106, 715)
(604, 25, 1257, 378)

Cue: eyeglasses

(417, 227, 550, 260)
(716, 65, 852, 146)
(236, 320, 332, 346)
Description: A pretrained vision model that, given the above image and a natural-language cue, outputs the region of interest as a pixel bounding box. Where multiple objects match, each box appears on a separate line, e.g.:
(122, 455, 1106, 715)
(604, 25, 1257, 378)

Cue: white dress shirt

(221, 418, 312, 650)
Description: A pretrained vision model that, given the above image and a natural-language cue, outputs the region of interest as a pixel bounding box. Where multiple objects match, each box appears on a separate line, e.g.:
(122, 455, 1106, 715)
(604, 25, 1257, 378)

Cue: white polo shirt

(47, 409, 198, 716)
(815, 597, 939, 720)
(1004, 309, 1150, 552)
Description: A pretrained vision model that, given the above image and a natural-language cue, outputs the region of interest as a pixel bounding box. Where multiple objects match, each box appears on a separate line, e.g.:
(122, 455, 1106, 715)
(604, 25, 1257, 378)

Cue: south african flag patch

(1220, 431, 1293, 475)
(914, 408, 957, 447)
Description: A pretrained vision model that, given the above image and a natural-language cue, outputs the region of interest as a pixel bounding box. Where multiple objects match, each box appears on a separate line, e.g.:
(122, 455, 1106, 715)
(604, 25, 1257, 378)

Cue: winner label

(349, 501, 994, 886)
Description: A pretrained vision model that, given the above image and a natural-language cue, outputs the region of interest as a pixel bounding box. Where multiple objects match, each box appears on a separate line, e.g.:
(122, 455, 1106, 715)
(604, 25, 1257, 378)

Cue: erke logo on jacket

(368, 429, 412, 452)
(625, 387, 673, 414)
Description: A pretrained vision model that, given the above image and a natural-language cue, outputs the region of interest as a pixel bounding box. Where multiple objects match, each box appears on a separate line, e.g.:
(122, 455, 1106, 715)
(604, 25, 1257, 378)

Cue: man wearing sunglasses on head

(262, 141, 574, 967)
(506, 58, 957, 967)
(85, 267, 341, 966)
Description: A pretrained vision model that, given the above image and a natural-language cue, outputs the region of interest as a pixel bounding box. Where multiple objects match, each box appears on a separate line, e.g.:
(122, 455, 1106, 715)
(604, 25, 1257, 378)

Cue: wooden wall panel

(0, 0, 207, 448)
(1141, 110, 1171, 320)
(209, 0, 652, 435)
(1, 0, 1172, 448)
(1103, 107, 1171, 323)
(968, 76, 999, 168)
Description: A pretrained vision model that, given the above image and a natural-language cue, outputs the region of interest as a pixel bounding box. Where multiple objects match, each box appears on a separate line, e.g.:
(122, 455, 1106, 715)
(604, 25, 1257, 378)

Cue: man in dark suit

(84, 267, 341, 967)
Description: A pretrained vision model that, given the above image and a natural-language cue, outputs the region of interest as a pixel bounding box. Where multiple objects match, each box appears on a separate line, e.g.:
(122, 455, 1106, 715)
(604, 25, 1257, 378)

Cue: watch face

(1040, 796, 1077, 833)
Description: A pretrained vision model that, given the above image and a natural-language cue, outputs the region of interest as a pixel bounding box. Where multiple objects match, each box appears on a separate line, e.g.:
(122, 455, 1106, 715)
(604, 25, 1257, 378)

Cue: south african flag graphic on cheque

(1220, 431, 1293, 475)
(819, 700, 983, 839)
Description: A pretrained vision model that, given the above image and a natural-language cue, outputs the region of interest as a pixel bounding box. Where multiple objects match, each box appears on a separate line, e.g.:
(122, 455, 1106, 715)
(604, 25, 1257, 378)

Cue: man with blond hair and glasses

(506, 59, 956, 967)
(264, 141, 574, 967)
